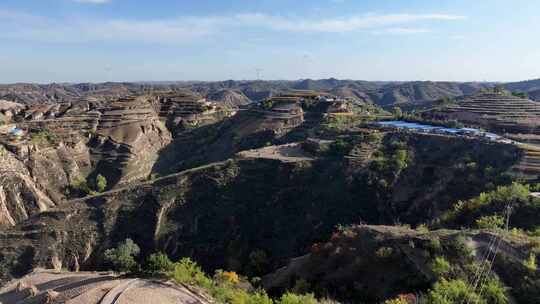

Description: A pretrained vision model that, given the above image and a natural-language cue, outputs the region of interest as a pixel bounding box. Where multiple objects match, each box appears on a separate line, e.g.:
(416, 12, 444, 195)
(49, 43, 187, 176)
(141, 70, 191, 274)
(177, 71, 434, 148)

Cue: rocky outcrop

(0, 147, 55, 226)
(148, 92, 233, 135)
(207, 89, 251, 108)
(1, 132, 521, 279)
(90, 96, 172, 187)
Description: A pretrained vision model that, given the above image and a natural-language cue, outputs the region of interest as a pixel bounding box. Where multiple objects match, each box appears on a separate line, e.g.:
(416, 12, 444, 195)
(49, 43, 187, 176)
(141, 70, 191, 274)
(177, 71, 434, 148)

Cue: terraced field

(427, 92, 540, 134)
(511, 143, 540, 179)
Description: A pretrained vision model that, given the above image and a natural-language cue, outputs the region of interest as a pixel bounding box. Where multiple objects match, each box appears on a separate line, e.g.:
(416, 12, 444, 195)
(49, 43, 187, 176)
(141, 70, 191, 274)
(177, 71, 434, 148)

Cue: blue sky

(0, 0, 539, 83)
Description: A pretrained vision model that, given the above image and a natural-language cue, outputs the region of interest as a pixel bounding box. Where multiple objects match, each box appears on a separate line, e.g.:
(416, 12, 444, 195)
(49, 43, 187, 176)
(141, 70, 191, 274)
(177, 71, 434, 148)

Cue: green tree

(428, 279, 482, 304)
(277, 293, 318, 304)
(392, 107, 403, 118)
(170, 257, 212, 288)
(104, 238, 140, 272)
(430, 256, 451, 277)
(480, 278, 508, 304)
(96, 174, 107, 192)
(524, 253, 537, 271)
(144, 252, 174, 274)
(475, 215, 505, 229)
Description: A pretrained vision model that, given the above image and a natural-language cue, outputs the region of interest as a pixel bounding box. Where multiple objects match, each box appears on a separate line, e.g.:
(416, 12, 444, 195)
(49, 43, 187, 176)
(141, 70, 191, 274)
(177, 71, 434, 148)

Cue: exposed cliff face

(152, 102, 305, 174)
(207, 89, 251, 108)
(0, 132, 521, 285)
(0, 147, 54, 227)
(89, 96, 172, 187)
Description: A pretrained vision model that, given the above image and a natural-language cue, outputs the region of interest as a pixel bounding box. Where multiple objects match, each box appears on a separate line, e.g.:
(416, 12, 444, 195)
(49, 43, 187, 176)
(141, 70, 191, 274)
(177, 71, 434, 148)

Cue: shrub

(329, 139, 352, 155)
(170, 257, 212, 288)
(246, 290, 274, 304)
(215, 270, 240, 285)
(30, 130, 57, 145)
(384, 297, 409, 304)
(276, 293, 318, 304)
(166, 257, 335, 304)
(291, 278, 311, 295)
(70, 178, 91, 195)
(480, 278, 508, 304)
(144, 252, 174, 274)
(427, 279, 482, 304)
(104, 238, 140, 272)
(447, 235, 473, 258)
(416, 224, 430, 233)
(393, 149, 409, 171)
(392, 107, 403, 118)
(430, 256, 451, 277)
(375, 247, 394, 259)
(427, 278, 508, 304)
(95, 174, 107, 192)
(428, 237, 442, 252)
(475, 215, 505, 229)
(523, 253, 537, 271)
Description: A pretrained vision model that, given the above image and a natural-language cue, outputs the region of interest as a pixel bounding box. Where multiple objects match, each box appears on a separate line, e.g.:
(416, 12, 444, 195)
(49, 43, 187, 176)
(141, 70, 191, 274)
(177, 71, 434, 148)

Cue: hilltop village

(0, 85, 539, 304)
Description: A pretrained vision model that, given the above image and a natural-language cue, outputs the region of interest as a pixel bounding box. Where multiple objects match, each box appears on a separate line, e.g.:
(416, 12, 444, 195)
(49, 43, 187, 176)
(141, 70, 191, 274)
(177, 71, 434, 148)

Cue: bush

(523, 253, 537, 271)
(393, 149, 409, 171)
(170, 257, 212, 288)
(167, 257, 337, 304)
(375, 247, 394, 259)
(276, 293, 318, 304)
(384, 298, 409, 304)
(144, 252, 174, 274)
(95, 174, 107, 192)
(427, 279, 482, 304)
(30, 130, 57, 145)
(104, 238, 140, 272)
(475, 215, 505, 229)
(70, 178, 91, 196)
(480, 278, 508, 304)
(428, 237, 442, 252)
(246, 290, 274, 304)
(427, 278, 508, 304)
(329, 139, 352, 156)
(215, 270, 240, 285)
(430, 256, 451, 277)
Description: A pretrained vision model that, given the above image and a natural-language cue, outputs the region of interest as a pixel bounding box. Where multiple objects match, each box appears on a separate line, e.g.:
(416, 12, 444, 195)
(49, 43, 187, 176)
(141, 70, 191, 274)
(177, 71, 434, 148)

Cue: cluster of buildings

(0, 124, 25, 139)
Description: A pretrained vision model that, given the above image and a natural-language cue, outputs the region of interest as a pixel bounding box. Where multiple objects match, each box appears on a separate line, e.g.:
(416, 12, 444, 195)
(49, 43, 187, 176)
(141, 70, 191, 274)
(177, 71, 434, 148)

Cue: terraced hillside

(424, 91, 540, 179)
(426, 92, 540, 134)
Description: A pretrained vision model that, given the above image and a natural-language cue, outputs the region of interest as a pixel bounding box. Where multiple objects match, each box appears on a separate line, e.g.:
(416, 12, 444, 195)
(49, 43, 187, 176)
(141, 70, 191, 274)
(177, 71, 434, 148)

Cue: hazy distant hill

(0, 78, 508, 107)
(504, 79, 540, 93)
(367, 81, 492, 106)
(529, 89, 540, 101)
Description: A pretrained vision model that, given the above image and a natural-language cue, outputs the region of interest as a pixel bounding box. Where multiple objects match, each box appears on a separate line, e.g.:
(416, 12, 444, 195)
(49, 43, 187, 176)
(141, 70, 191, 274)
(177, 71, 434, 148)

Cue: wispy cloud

(0, 10, 465, 44)
(236, 13, 465, 33)
(377, 28, 433, 35)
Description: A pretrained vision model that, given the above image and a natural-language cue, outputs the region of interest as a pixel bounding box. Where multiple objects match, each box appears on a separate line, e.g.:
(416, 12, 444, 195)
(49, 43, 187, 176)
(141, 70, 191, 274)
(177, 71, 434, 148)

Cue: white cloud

(379, 28, 432, 35)
(235, 13, 465, 33)
(0, 10, 465, 44)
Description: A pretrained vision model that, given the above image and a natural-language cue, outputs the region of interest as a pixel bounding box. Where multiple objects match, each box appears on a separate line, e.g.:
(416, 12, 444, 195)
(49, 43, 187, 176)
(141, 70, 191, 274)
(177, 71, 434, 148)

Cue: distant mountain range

(1, 78, 539, 107)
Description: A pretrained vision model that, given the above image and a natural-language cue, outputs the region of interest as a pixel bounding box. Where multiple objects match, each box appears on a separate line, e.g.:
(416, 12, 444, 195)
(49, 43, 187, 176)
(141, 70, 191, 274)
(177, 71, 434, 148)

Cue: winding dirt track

(0, 271, 210, 304)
